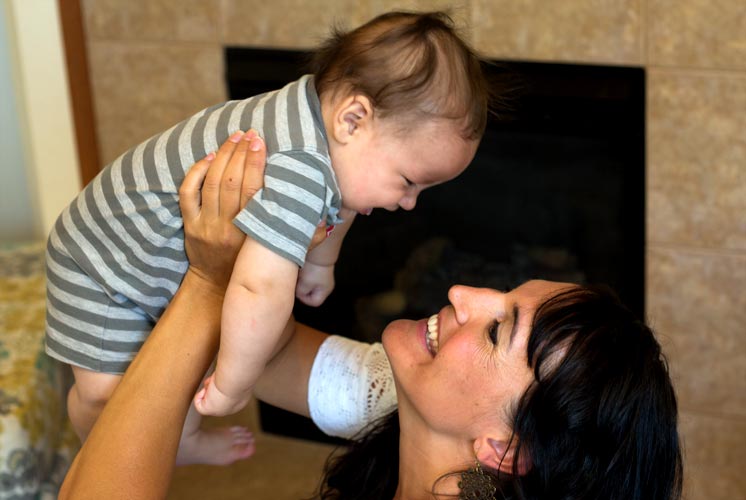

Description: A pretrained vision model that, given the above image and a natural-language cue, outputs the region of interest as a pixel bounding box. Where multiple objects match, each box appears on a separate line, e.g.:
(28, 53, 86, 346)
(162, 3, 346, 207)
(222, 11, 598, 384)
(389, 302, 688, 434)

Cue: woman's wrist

(184, 265, 231, 300)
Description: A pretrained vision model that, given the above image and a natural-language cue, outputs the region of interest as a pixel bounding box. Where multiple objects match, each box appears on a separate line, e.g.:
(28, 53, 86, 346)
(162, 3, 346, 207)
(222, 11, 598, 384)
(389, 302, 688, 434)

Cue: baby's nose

(399, 195, 417, 211)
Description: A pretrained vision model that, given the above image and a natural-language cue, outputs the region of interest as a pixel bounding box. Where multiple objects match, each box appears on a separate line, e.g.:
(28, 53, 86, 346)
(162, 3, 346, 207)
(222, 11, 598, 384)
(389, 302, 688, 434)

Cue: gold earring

(458, 460, 497, 499)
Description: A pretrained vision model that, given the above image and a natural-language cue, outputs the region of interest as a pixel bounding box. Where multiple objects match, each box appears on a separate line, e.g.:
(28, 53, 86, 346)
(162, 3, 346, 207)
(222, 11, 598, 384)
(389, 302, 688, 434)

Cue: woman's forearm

(253, 321, 328, 417)
(59, 270, 224, 500)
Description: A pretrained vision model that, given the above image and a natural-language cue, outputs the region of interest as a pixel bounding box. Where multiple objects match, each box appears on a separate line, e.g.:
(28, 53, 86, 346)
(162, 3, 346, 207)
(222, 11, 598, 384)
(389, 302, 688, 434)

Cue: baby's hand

(194, 374, 251, 417)
(296, 262, 335, 307)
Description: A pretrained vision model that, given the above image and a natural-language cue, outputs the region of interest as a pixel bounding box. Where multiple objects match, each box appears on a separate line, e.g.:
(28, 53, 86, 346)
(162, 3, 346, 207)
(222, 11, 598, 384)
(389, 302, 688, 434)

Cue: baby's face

(334, 119, 479, 215)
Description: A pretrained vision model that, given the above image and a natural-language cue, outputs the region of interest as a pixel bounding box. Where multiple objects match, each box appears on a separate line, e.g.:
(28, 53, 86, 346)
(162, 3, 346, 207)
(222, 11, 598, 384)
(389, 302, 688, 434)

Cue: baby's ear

(474, 436, 531, 476)
(333, 95, 372, 142)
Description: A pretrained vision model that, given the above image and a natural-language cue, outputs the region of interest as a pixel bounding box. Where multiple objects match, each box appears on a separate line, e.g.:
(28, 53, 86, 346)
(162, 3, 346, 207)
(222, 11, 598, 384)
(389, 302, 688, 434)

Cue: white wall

(0, 0, 36, 242)
(1, 0, 81, 243)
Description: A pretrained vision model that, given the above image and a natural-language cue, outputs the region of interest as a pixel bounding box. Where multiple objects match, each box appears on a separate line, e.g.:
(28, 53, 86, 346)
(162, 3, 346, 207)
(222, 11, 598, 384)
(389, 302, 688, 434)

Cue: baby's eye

(403, 176, 415, 187)
(487, 319, 500, 345)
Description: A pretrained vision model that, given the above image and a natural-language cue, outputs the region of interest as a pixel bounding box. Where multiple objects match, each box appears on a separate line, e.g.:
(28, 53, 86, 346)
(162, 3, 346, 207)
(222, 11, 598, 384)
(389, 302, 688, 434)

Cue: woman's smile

(426, 314, 440, 355)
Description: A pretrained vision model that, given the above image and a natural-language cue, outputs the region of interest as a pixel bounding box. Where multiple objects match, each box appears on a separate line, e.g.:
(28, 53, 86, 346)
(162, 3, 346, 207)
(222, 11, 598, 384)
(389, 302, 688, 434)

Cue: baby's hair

(310, 11, 489, 140)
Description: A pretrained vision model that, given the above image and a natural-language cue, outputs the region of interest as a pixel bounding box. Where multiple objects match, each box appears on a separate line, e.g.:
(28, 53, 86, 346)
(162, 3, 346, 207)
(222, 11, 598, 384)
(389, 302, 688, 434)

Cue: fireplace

(226, 48, 645, 442)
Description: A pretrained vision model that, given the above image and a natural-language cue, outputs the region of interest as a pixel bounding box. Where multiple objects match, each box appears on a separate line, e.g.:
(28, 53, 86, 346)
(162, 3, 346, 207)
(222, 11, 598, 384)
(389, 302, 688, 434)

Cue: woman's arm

(59, 131, 267, 499)
(255, 320, 398, 439)
(253, 320, 329, 417)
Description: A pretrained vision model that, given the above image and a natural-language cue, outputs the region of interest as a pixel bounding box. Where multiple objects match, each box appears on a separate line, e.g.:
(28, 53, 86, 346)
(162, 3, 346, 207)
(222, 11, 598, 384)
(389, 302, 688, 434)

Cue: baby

(45, 11, 489, 464)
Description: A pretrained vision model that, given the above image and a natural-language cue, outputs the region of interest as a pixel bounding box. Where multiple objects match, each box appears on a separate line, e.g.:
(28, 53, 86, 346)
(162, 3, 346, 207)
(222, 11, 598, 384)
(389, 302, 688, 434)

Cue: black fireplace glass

(225, 47, 645, 443)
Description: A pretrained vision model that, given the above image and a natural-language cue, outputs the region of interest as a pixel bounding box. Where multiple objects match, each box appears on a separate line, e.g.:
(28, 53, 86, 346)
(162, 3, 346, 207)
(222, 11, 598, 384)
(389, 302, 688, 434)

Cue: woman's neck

(394, 412, 474, 499)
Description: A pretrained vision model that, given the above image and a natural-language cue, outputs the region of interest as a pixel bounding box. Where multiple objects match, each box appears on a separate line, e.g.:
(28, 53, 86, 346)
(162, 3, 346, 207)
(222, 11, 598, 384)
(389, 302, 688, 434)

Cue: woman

(59, 134, 682, 499)
(311, 281, 683, 499)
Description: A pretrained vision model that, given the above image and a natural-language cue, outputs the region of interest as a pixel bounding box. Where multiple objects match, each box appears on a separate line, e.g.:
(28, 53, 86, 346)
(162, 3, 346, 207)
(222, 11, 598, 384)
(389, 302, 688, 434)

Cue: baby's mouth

(426, 314, 439, 356)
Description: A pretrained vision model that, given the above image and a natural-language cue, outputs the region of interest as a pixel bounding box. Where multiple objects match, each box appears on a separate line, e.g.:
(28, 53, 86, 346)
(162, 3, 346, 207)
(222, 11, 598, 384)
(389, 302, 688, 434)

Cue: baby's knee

(70, 366, 122, 409)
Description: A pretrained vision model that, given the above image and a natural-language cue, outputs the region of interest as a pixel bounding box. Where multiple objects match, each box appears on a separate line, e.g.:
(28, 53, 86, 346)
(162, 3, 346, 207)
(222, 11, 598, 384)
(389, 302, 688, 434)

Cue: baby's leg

(70, 364, 254, 464)
(175, 365, 255, 465)
(67, 366, 122, 441)
(175, 401, 256, 466)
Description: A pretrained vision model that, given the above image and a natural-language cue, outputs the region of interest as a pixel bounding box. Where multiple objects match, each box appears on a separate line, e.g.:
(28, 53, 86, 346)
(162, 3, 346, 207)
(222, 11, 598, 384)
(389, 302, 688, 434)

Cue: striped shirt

(46, 76, 342, 371)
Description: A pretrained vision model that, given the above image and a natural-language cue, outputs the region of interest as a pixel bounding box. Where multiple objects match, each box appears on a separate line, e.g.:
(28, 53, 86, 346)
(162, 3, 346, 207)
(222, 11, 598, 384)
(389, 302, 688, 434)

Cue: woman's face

(382, 280, 573, 438)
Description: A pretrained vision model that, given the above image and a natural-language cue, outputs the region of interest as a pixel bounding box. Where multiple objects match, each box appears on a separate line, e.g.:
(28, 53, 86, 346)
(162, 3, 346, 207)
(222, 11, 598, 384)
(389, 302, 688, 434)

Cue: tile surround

(87, 41, 225, 164)
(649, 0, 746, 70)
(471, 0, 644, 64)
(365, 0, 472, 35)
(221, 0, 470, 48)
(82, 0, 222, 42)
(679, 411, 746, 498)
(648, 69, 746, 251)
(221, 0, 363, 48)
(647, 247, 746, 416)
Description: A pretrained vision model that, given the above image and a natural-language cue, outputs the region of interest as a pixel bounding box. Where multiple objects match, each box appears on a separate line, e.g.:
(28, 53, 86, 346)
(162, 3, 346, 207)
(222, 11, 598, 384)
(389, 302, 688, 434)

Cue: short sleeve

(233, 151, 331, 266)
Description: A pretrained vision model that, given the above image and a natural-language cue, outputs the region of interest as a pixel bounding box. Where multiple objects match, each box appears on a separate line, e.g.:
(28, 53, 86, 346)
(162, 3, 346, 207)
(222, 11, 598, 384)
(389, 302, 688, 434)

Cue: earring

(458, 460, 497, 499)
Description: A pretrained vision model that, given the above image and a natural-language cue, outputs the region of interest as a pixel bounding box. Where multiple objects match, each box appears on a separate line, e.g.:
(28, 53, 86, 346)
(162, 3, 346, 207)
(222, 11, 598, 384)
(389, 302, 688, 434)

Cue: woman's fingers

(179, 151, 215, 222)
(239, 133, 266, 211)
(202, 131, 244, 218)
(219, 130, 254, 217)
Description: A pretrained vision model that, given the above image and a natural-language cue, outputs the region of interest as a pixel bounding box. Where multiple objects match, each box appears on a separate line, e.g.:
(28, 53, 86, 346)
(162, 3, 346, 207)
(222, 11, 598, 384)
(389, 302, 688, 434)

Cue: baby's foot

(176, 425, 255, 466)
(194, 374, 250, 416)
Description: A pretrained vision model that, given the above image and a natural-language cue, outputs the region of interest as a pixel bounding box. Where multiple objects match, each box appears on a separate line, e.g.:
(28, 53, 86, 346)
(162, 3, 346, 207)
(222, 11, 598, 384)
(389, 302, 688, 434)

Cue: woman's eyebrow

(509, 304, 520, 348)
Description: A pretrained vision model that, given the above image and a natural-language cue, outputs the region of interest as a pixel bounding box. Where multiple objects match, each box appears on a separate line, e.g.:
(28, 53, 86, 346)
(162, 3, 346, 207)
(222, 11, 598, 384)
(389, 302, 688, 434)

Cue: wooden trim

(58, 0, 100, 186)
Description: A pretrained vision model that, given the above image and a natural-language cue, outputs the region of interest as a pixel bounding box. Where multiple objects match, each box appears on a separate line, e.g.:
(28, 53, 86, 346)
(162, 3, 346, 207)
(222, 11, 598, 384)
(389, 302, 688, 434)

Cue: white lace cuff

(308, 335, 397, 438)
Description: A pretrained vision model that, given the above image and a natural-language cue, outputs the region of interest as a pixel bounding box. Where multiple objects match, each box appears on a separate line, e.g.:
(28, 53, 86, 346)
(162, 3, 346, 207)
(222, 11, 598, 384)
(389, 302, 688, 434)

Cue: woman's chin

(382, 318, 431, 371)
(382, 318, 413, 344)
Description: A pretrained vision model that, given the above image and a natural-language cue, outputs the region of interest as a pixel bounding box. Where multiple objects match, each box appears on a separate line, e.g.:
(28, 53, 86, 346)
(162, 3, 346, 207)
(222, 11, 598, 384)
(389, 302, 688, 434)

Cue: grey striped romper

(45, 75, 343, 374)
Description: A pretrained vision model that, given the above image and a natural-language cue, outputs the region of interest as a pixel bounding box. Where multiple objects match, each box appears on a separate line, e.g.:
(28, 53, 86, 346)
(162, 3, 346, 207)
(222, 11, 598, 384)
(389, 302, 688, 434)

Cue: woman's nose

(448, 285, 504, 325)
(448, 285, 473, 324)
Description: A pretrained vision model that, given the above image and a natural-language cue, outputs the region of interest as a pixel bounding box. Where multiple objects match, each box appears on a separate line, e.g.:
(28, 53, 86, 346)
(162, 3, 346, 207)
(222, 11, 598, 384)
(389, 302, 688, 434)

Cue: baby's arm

(296, 211, 356, 306)
(194, 235, 298, 416)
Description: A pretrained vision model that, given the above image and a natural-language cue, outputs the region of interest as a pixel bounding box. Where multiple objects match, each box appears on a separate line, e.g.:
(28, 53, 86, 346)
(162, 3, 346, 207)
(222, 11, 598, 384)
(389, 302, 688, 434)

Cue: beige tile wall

(79, 1, 746, 497)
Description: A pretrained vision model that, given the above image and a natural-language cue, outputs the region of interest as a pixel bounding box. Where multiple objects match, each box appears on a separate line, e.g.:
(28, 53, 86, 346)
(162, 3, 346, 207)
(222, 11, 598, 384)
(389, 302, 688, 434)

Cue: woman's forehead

(505, 281, 577, 334)
(511, 280, 577, 305)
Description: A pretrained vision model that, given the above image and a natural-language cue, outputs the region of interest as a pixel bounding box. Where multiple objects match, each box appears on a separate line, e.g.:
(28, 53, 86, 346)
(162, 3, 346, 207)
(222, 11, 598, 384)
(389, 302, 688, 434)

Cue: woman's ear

(331, 95, 372, 144)
(474, 436, 531, 476)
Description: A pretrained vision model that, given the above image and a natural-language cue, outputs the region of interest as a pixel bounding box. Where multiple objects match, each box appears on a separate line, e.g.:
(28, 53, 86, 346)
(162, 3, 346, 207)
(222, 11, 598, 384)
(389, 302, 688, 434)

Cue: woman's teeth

(426, 314, 439, 355)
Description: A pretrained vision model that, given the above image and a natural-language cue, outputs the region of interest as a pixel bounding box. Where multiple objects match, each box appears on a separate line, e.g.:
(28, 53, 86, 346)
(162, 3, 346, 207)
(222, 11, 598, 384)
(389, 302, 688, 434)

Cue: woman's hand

(180, 129, 329, 291)
(180, 130, 266, 291)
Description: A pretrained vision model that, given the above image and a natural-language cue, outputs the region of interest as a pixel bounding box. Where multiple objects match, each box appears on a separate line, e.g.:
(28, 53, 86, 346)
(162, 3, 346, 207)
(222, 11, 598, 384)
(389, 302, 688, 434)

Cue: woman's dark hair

(316, 285, 682, 500)
(309, 11, 491, 140)
(504, 285, 683, 499)
(316, 411, 400, 500)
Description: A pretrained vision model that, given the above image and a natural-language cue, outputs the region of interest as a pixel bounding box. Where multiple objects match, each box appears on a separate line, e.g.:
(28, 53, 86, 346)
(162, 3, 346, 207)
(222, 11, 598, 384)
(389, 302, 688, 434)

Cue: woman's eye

(487, 319, 500, 345)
